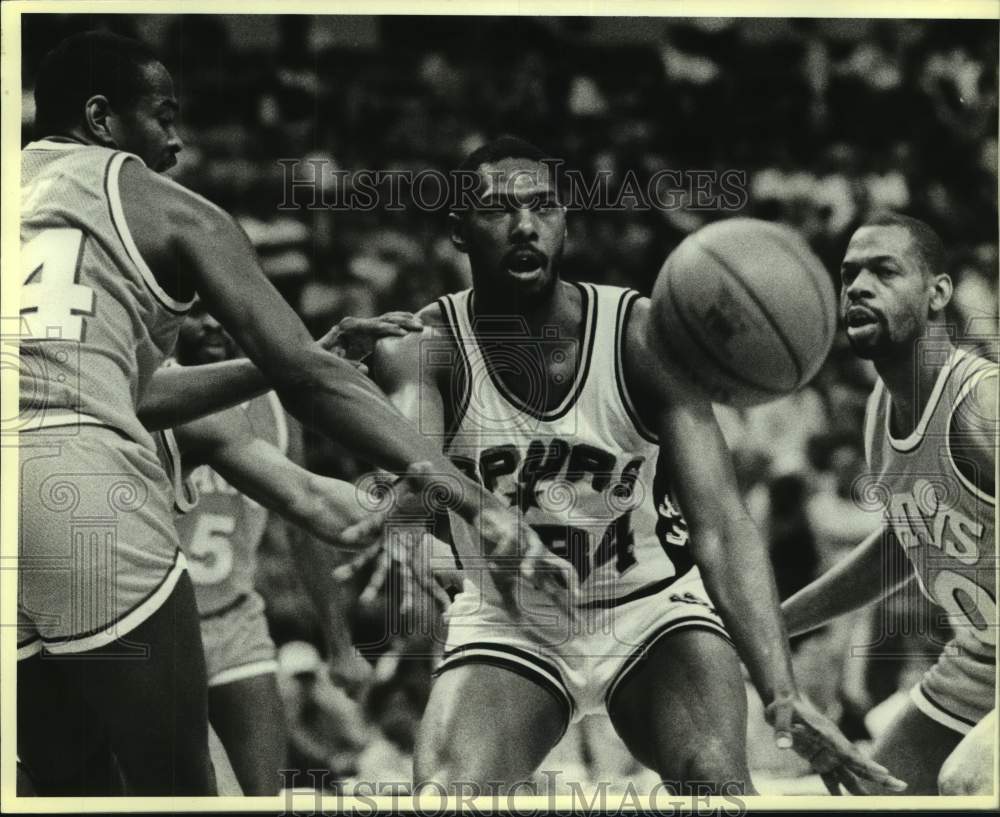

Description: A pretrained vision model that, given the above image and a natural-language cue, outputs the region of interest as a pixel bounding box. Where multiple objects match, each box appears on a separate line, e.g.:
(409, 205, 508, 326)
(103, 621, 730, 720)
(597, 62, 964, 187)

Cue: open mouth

(845, 305, 880, 328)
(504, 248, 547, 278)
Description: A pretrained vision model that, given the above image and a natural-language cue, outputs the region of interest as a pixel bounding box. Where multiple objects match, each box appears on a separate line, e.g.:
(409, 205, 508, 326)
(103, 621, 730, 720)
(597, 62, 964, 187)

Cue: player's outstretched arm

(138, 314, 422, 431)
(782, 527, 914, 637)
(118, 159, 479, 504)
(139, 359, 268, 430)
(173, 408, 381, 550)
(624, 298, 905, 795)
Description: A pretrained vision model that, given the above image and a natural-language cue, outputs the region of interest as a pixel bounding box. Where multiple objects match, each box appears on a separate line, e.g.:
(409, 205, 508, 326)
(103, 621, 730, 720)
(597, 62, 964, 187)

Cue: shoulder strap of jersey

(105, 151, 195, 314)
(263, 390, 289, 456)
(863, 379, 885, 469)
(157, 428, 200, 514)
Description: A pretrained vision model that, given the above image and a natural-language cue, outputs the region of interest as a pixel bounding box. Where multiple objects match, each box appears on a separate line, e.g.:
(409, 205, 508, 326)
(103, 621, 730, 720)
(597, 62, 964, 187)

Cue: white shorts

(437, 568, 732, 728)
(18, 428, 187, 659)
(910, 627, 995, 735)
(200, 590, 277, 687)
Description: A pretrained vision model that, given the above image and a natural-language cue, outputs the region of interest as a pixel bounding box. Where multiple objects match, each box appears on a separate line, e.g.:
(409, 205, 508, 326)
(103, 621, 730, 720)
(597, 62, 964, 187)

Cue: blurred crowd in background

(21, 13, 999, 793)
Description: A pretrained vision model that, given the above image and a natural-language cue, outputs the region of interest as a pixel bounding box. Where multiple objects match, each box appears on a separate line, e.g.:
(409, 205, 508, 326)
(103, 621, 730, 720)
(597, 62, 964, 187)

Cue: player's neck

(876, 335, 954, 439)
(471, 279, 578, 337)
(41, 127, 98, 147)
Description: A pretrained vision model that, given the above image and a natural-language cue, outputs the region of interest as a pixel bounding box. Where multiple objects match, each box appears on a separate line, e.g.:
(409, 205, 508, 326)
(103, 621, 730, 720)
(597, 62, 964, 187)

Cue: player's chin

(845, 333, 886, 360)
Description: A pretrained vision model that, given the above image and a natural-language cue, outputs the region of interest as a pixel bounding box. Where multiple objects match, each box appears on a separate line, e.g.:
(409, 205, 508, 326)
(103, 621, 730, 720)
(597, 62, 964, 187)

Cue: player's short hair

(862, 212, 946, 279)
(453, 135, 562, 211)
(457, 135, 555, 174)
(34, 31, 161, 137)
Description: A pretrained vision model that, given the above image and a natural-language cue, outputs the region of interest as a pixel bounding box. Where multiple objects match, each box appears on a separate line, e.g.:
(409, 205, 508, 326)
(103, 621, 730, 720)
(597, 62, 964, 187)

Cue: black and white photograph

(3, 2, 998, 810)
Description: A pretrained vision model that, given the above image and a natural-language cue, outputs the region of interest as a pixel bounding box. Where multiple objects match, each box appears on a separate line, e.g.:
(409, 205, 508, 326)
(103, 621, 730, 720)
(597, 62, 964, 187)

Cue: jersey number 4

(21, 228, 96, 342)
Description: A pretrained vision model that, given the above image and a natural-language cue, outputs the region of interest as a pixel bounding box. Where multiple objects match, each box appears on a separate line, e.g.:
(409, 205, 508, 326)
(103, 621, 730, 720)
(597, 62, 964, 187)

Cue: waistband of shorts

(200, 592, 249, 621)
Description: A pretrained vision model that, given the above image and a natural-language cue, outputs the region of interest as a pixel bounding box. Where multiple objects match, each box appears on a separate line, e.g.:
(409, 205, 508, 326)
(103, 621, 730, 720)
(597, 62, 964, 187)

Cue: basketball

(648, 218, 837, 407)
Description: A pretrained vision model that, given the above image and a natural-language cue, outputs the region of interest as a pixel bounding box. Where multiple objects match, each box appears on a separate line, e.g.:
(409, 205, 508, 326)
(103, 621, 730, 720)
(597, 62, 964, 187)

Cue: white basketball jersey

(863, 346, 997, 647)
(437, 283, 700, 608)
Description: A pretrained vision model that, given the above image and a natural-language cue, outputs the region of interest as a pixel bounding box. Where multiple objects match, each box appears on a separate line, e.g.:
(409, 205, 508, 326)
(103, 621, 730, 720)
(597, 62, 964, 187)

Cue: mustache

(843, 301, 884, 322)
(502, 246, 548, 266)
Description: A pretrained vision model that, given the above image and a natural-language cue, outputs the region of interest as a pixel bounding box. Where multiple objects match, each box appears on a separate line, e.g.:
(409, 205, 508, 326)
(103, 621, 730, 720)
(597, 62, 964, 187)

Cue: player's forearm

(275, 353, 499, 523)
(691, 514, 798, 705)
(139, 360, 269, 430)
(782, 527, 892, 637)
(287, 523, 355, 660)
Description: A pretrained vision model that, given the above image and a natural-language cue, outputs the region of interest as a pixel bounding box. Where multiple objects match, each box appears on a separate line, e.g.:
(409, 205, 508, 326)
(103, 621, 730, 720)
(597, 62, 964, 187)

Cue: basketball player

(159, 300, 417, 795)
(783, 214, 997, 795)
(18, 33, 546, 796)
(367, 137, 905, 795)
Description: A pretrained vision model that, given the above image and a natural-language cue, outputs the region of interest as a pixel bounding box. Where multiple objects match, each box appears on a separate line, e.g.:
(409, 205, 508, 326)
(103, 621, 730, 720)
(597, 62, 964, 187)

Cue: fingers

(379, 311, 424, 331)
(765, 699, 794, 749)
(317, 312, 423, 357)
(843, 757, 907, 792)
(819, 771, 842, 796)
(836, 769, 866, 796)
(339, 512, 387, 549)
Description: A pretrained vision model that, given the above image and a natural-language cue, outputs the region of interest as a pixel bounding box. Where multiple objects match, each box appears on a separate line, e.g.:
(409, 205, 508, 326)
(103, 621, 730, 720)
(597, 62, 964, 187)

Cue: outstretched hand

(474, 506, 570, 621)
(316, 311, 423, 368)
(765, 695, 907, 795)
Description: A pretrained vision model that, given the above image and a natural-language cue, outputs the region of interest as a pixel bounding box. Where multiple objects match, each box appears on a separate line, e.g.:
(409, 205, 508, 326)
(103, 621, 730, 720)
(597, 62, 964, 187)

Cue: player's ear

(928, 272, 953, 315)
(84, 95, 117, 147)
(449, 211, 468, 254)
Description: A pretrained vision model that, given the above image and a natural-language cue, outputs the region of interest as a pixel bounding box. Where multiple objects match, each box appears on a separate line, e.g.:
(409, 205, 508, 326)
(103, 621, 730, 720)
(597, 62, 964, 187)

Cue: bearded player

(368, 137, 905, 795)
(783, 214, 997, 795)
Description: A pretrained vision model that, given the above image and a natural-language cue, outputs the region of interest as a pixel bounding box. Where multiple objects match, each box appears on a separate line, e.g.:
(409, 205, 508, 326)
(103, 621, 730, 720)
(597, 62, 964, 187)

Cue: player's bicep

(120, 160, 319, 381)
(657, 394, 751, 539)
(623, 297, 748, 532)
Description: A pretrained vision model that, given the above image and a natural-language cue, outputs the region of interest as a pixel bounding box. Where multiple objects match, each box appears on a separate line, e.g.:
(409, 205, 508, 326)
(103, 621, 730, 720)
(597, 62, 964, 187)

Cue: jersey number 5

(188, 513, 236, 585)
(21, 228, 96, 342)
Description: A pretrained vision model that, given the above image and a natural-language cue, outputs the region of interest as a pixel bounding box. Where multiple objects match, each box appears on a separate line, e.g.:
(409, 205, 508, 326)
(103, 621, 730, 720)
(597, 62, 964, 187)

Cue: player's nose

(201, 312, 222, 331)
(510, 206, 539, 240)
(845, 268, 876, 300)
(167, 128, 184, 155)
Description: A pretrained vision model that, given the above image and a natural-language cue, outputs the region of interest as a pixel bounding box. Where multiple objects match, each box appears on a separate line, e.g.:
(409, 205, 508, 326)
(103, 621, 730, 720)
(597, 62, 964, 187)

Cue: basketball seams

(662, 254, 788, 398)
(759, 223, 836, 354)
(691, 236, 803, 386)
